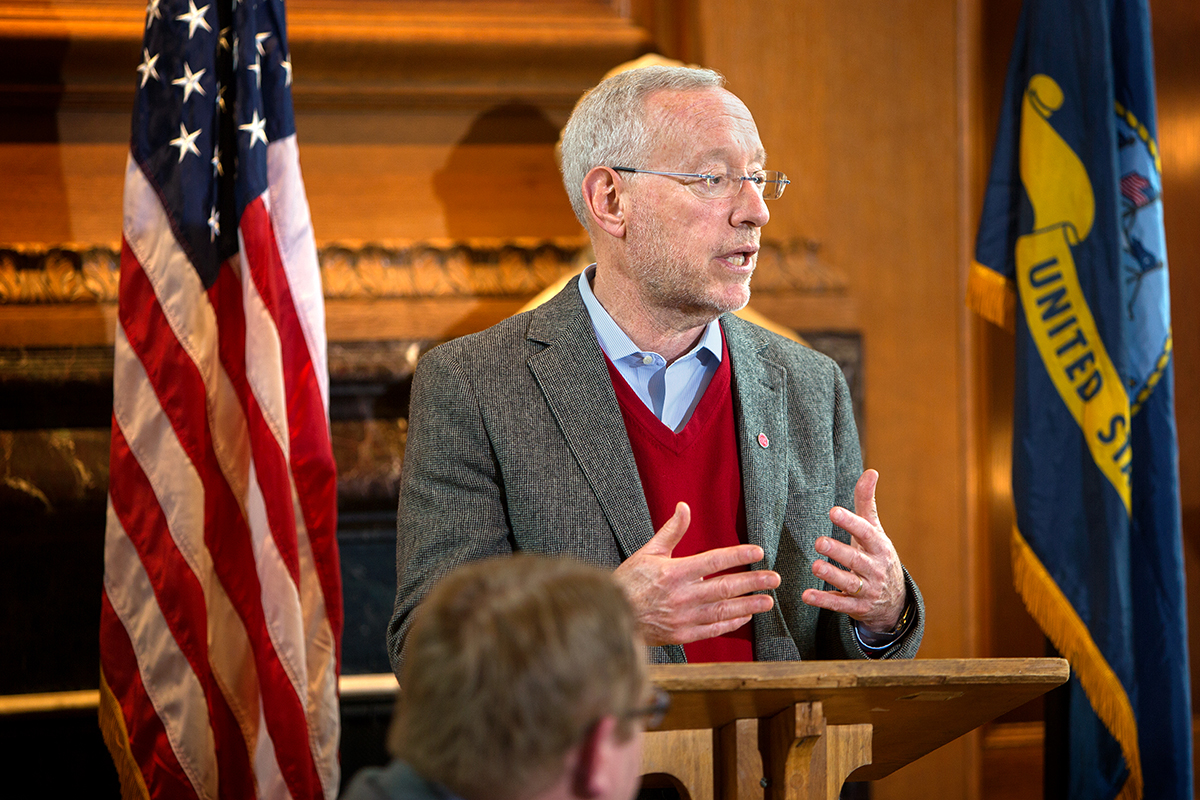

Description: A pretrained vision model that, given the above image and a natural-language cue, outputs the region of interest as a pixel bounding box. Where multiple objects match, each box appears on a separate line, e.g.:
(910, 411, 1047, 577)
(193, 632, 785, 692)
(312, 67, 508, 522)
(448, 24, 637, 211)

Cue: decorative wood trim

(0, 238, 847, 302)
(0, 238, 852, 345)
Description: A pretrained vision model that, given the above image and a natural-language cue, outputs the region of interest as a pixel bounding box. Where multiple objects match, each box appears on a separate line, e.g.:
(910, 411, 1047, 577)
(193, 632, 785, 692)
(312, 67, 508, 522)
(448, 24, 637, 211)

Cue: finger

(673, 543, 766, 581)
(814, 535, 867, 573)
(801, 587, 865, 615)
(640, 502, 691, 557)
(692, 593, 774, 627)
(685, 615, 755, 643)
(689, 568, 781, 604)
(811, 557, 863, 595)
(854, 469, 880, 527)
(829, 505, 887, 555)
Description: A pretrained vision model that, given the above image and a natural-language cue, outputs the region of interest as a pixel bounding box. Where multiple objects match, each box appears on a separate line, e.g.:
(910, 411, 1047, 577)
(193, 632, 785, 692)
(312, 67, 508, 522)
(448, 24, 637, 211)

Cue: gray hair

(560, 65, 726, 228)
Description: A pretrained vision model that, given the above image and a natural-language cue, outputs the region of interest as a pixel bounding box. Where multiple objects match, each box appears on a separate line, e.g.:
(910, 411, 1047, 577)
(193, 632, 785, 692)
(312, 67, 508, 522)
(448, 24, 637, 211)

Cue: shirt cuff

(854, 595, 914, 654)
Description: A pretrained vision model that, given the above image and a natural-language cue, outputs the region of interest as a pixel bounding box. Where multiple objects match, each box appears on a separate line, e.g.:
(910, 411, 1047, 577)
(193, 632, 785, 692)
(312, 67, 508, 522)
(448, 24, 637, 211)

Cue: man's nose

(732, 178, 770, 227)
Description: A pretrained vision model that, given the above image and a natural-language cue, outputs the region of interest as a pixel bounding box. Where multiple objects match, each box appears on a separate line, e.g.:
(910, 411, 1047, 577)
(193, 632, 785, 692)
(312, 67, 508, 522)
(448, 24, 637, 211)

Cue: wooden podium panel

(647, 658, 1068, 783)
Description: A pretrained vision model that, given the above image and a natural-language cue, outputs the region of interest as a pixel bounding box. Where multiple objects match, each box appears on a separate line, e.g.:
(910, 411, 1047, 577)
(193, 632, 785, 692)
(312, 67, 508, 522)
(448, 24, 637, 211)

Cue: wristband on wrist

(883, 598, 913, 636)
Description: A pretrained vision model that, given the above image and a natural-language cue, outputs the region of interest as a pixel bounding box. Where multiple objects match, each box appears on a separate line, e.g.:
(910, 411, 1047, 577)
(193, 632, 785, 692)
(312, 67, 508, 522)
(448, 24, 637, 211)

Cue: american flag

(1120, 170, 1154, 208)
(98, 1, 342, 798)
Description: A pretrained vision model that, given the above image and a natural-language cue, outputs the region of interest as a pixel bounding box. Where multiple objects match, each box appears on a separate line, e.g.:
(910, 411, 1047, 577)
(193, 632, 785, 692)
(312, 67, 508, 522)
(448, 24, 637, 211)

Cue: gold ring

(851, 576, 864, 596)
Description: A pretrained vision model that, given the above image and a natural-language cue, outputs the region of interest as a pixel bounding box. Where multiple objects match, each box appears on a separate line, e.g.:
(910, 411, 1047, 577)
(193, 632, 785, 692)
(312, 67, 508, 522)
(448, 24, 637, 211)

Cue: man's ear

(570, 715, 620, 798)
(581, 167, 627, 239)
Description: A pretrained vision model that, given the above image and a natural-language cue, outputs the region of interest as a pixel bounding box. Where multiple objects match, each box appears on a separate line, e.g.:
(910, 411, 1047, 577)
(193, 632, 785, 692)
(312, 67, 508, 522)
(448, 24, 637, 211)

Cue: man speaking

(388, 65, 923, 667)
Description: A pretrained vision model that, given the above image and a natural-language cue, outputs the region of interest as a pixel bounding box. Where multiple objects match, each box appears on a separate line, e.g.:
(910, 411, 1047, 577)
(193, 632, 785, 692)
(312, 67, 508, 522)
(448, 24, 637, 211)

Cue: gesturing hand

(800, 470, 907, 634)
(611, 502, 781, 647)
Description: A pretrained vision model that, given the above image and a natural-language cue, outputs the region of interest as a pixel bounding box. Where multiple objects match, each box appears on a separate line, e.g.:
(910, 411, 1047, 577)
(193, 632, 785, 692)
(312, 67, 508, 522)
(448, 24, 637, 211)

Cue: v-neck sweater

(604, 331, 753, 663)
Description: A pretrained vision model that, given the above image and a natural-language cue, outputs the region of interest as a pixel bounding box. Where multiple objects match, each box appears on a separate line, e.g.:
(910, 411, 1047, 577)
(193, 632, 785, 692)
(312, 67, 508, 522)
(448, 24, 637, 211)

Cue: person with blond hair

(347, 555, 662, 800)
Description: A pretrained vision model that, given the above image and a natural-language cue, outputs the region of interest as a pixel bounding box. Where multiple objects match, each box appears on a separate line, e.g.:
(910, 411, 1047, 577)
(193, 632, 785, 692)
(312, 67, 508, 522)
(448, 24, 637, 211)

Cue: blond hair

(392, 555, 646, 800)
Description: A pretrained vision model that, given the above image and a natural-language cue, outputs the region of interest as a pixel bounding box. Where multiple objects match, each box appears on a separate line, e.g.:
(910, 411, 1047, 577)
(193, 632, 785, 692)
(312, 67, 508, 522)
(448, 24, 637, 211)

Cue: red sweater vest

(604, 335, 754, 662)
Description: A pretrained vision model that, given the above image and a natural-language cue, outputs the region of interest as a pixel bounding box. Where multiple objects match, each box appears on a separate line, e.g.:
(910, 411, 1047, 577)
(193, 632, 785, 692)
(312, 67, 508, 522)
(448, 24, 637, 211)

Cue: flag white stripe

(246, 459, 308, 699)
(266, 135, 330, 408)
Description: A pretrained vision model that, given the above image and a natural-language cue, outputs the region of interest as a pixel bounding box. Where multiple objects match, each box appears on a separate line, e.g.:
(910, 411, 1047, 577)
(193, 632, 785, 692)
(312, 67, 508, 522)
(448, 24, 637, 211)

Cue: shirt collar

(577, 264, 723, 364)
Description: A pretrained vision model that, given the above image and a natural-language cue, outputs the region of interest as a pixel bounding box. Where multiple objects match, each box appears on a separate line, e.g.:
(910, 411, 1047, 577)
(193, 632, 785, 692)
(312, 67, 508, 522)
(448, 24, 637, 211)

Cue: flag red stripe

(119, 245, 323, 799)
(109, 426, 209, 679)
(100, 589, 200, 800)
(208, 256, 304, 590)
(117, 242, 210, 472)
(241, 198, 343, 642)
(108, 424, 257, 800)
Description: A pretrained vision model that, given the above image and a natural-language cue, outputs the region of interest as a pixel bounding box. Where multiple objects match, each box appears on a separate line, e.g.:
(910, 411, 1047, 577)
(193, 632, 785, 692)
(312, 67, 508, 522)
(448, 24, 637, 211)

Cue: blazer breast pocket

(778, 483, 836, 584)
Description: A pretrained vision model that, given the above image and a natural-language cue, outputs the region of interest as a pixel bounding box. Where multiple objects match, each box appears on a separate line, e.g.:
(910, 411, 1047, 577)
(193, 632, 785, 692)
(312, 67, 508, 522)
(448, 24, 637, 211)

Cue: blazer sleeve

(386, 342, 515, 675)
(819, 363, 925, 660)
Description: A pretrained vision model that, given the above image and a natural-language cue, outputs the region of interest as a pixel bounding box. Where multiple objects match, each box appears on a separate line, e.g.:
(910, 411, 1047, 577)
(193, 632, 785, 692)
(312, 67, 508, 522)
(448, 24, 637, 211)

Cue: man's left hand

(800, 469, 906, 634)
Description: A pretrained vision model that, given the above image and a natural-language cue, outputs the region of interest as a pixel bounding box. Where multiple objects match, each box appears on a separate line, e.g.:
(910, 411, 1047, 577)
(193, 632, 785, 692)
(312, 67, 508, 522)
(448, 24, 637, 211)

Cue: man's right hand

(611, 501, 781, 647)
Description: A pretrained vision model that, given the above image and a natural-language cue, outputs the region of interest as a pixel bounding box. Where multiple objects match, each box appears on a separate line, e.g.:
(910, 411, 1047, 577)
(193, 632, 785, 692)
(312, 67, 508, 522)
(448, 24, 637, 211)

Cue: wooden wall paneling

(693, 2, 979, 798)
(970, 1, 1050, 797)
(0, 0, 654, 246)
(1153, 0, 1200, 726)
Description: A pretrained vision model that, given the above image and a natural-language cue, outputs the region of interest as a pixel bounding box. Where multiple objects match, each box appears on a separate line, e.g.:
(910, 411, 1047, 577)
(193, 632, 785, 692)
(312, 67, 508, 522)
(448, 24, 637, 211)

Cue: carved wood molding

(0, 238, 853, 347)
(0, 238, 848, 305)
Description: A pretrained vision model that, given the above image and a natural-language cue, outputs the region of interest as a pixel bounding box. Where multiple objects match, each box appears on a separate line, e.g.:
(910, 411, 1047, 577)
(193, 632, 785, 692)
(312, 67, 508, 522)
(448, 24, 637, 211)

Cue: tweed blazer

(387, 277, 924, 671)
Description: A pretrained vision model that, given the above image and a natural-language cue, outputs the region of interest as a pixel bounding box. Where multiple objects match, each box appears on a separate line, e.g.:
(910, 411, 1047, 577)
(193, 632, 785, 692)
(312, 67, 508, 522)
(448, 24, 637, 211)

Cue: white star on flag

(248, 54, 262, 88)
(175, 0, 212, 40)
(136, 49, 160, 88)
(169, 122, 202, 162)
(239, 110, 268, 149)
(207, 207, 220, 240)
(211, 142, 223, 177)
(255, 31, 271, 55)
(171, 62, 207, 103)
(281, 59, 293, 86)
(145, 0, 162, 29)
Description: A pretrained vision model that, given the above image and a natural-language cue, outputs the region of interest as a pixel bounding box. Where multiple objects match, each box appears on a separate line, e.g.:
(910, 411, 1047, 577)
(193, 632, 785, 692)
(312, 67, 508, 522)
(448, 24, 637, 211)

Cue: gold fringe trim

(967, 262, 1016, 333)
(98, 668, 151, 800)
(1011, 526, 1143, 800)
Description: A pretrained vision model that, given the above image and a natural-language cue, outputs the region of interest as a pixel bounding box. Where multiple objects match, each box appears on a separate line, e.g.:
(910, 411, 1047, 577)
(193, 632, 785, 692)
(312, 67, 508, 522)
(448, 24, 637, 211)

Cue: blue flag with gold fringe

(970, 0, 1191, 798)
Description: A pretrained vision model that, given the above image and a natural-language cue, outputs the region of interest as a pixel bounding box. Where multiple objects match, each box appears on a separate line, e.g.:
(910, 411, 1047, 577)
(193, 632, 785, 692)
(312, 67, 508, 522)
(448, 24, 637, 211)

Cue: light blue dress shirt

(577, 265, 722, 432)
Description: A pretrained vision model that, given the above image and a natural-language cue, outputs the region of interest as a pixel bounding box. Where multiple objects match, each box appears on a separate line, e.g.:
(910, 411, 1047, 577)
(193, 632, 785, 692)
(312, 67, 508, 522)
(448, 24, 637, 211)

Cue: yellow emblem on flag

(1015, 74, 1132, 514)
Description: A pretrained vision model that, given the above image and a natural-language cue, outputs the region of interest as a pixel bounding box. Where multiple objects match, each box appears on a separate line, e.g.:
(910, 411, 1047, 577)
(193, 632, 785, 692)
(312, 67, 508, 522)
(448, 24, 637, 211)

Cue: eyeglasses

(623, 686, 671, 730)
(611, 166, 790, 200)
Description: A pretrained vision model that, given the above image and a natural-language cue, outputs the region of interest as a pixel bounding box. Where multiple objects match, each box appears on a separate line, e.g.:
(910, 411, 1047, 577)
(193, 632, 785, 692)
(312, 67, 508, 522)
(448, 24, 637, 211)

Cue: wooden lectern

(639, 658, 1069, 800)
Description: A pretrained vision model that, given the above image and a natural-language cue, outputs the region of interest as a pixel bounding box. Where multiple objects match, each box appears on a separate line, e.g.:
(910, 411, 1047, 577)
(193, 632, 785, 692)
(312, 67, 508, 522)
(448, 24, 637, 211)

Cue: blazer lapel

(525, 279, 656, 560)
(724, 315, 799, 660)
(723, 314, 789, 569)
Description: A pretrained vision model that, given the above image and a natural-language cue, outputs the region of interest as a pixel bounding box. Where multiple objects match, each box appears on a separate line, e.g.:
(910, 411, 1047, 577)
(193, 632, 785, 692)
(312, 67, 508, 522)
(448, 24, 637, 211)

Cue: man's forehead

(643, 87, 766, 163)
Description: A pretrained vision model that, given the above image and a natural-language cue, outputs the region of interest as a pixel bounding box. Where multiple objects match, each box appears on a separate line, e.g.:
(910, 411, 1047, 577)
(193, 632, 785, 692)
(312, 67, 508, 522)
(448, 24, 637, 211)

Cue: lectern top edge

(647, 656, 1069, 691)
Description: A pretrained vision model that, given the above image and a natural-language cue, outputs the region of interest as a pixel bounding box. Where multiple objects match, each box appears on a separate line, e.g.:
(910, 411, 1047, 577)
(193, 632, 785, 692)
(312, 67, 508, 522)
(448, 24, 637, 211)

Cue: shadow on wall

(432, 102, 577, 240)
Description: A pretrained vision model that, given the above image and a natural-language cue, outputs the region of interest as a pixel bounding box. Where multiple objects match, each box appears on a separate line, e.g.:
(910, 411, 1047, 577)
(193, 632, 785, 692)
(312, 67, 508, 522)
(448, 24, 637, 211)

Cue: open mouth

(722, 247, 758, 268)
